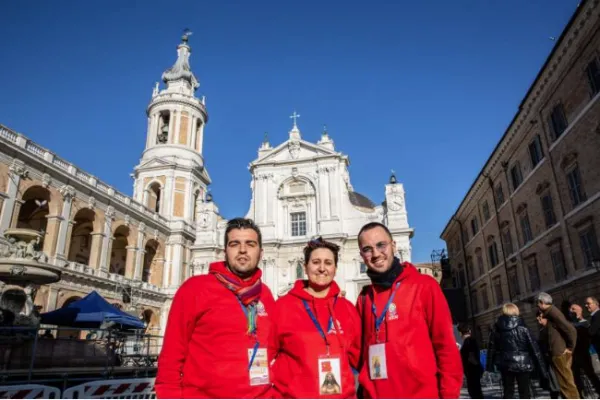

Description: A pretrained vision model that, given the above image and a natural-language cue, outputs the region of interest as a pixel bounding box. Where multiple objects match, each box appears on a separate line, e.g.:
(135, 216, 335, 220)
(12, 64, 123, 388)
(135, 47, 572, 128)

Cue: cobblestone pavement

(460, 383, 551, 399)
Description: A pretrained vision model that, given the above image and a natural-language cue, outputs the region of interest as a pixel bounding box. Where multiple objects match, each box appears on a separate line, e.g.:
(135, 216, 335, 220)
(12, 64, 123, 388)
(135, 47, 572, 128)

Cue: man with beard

(355, 222, 462, 398)
(156, 218, 276, 398)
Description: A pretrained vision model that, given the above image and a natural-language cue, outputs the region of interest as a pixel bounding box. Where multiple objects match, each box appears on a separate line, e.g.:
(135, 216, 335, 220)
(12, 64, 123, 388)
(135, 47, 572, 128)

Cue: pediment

(136, 157, 174, 170)
(253, 140, 338, 166)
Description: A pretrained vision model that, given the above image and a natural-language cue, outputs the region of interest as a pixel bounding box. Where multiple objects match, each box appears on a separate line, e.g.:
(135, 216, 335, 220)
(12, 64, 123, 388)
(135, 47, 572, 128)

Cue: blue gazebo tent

(40, 290, 145, 330)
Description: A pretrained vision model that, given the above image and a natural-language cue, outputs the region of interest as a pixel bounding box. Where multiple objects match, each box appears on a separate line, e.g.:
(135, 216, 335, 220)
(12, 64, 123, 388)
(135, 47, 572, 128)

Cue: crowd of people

(458, 293, 600, 399)
(155, 218, 463, 398)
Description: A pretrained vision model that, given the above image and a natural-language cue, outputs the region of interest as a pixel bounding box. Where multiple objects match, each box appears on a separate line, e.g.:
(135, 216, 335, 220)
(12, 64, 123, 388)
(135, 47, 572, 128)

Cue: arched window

(296, 261, 303, 279)
(147, 182, 161, 213)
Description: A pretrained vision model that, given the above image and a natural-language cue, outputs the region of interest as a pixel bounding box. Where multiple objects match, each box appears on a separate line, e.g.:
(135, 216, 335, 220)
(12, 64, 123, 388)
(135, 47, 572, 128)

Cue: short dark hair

(457, 323, 471, 335)
(303, 237, 340, 266)
(357, 222, 393, 245)
(224, 218, 262, 247)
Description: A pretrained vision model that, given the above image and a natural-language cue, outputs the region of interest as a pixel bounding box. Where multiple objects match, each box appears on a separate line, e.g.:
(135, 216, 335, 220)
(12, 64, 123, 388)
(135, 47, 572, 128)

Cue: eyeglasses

(360, 241, 391, 256)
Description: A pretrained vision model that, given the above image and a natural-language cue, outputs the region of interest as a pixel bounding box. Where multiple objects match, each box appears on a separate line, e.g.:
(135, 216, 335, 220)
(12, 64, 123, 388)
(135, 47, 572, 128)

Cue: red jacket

(356, 263, 462, 399)
(156, 261, 276, 399)
(271, 280, 361, 399)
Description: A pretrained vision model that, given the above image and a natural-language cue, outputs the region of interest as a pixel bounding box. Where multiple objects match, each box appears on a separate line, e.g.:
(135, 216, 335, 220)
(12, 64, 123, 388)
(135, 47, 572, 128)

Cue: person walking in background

(585, 297, 600, 354)
(270, 237, 361, 398)
(458, 323, 484, 399)
(537, 292, 579, 399)
(569, 303, 600, 398)
(537, 311, 561, 399)
(486, 303, 547, 399)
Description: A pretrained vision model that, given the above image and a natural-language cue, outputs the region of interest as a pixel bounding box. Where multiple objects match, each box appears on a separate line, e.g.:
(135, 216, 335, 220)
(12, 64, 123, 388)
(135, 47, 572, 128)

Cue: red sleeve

(424, 280, 463, 399)
(268, 295, 281, 365)
(155, 279, 199, 399)
(344, 300, 362, 370)
(354, 294, 366, 370)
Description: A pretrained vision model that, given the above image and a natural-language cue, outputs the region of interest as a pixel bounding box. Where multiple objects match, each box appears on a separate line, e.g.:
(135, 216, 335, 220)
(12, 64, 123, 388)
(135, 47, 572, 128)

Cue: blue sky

(0, 0, 578, 262)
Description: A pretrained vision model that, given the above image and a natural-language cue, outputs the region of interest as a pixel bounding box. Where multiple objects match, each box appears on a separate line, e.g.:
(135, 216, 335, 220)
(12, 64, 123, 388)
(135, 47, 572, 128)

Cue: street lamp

(592, 259, 600, 271)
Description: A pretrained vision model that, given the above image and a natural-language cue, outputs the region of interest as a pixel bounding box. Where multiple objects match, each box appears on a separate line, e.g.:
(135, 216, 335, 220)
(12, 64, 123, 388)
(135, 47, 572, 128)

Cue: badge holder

(368, 331, 388, 380)
(248, 343, 270, 386)
(318, 346, 343, 396)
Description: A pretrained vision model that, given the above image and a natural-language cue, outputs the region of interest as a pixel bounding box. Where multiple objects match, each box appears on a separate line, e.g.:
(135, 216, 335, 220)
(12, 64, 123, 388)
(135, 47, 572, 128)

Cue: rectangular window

(471, 290, 479, 314)
(502, 228, 514, 256)
(462, 228, 469, 243)
(510, 163, 523, 191)
(482, 201, 491, 222)
(481, 285, 490, 310)
(550, 246, 567, 282)
(540, 194, 557, 228)
(527, 258, 541, 292)
(290, 212, 306, 237)
(495, 184, 505, 205)
(567, 166, 586, 208)
(359, 262, 367, 274)
(520, 213, 533, 244)
(586, 58, 600, 96)
(507, 266, 521, 296)
(459, 267, 466, 288)
(471, 217, 479, 236)
(493, 276, 503, 305)
(579, 226, 600, 269)
(550, 103, 568, 140)
(488, 241, 499, 267)
(528, 135, 544, 168)
(476, 251, 484, 276)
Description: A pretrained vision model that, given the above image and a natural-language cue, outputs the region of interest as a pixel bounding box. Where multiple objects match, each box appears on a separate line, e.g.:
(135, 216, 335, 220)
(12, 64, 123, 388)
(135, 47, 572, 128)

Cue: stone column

(133, 223, 146, 280)
(98, 206, 115, 274)
(62, 220, 76, 261)
(163, 176, 174, 216)
(9, 200, 24, 229)
(88, 232, 104, 269)
(0, 159, 28, 233)
(169, 236, 184, 289)
(168, 110, 176, 144)
(43, 215, 61, 258)
(125, 245, 137, 279)
(54, 185, 75, 261)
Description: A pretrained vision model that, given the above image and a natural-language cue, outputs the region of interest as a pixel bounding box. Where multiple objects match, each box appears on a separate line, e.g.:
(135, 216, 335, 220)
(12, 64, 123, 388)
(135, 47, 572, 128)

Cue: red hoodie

(271, 280, 361, 399)
(356, 263, 462, 399)
(156, 261, 276, 399)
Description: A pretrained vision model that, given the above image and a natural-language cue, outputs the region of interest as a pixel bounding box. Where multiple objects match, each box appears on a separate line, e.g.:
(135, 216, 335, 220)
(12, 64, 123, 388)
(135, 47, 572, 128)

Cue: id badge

(318, 356, 342, 395)
(368, 343, 388, 380)
(248, 348, 270, 386)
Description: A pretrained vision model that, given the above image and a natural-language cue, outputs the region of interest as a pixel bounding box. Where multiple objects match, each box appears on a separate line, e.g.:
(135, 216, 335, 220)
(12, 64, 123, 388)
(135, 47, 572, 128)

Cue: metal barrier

(0, 384, 61, 399)
(61, 378, 156, 399)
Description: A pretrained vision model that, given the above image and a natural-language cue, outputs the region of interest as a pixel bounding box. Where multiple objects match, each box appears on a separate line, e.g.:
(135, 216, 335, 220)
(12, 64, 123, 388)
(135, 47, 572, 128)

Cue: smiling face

(359, 226, 396, 273)
(225, 228, 263, 278)
(585, 297, 599, 314)
(305, 248, 337, 290)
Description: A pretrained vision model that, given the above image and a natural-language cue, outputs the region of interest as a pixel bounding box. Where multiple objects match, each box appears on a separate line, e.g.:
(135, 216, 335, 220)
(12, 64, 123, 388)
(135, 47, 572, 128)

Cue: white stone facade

(192, 122, 414, 302)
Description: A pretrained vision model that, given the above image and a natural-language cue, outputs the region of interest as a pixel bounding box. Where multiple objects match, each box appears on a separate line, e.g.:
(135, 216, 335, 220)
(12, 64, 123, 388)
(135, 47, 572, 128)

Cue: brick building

(440, 0, 600, 343)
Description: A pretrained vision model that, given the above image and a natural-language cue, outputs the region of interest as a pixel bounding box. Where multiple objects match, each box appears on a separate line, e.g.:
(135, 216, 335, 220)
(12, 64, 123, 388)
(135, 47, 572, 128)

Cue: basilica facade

(0, 34, 413, 335)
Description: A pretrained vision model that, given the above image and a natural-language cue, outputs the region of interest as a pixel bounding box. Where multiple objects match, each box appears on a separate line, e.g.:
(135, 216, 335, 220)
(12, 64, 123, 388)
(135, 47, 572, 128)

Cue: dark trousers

(465, 367, 484, 399)
(572, 353, 600, 397)
(501, 371, 531, 399)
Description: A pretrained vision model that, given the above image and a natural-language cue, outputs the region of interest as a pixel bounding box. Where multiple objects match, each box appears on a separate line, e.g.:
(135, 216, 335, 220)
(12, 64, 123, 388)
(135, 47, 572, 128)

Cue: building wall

(0, 125, 170, 329)
(440, 0, 600, 342)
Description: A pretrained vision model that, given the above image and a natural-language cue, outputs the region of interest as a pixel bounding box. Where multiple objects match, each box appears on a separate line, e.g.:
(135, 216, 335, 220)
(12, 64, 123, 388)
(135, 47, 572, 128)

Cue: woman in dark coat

(486, 303, 548, 399)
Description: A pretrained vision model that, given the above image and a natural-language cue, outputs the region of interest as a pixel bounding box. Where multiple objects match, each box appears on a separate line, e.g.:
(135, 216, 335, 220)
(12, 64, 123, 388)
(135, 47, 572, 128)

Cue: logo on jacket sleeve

(256, 301, 268, 317)
(387, 303, 398, 321)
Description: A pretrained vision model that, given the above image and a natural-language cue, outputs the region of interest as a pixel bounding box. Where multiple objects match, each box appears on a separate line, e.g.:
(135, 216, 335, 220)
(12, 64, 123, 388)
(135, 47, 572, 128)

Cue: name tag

(318, 356, 342, 395)
(248, 348, 270, 386)
(368, 343, 388, 380)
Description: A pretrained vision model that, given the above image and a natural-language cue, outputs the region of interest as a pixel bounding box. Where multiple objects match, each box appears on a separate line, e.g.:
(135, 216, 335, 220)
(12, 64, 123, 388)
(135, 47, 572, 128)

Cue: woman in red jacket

(270, 237, 361, 399)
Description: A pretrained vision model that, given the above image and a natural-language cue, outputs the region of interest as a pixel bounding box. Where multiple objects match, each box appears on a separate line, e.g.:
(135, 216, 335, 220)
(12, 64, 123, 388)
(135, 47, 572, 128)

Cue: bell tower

(132, 31, 210, 224)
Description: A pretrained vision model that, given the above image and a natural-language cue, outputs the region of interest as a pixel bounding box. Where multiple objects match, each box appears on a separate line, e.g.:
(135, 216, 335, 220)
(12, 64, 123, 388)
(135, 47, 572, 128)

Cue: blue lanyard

(370, 282, 401, 334)
(238, 300, 259, 370)
(302, 298, 338, 347)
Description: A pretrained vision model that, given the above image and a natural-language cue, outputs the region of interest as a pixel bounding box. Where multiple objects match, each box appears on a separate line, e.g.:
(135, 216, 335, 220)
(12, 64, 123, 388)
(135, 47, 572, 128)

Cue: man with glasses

(355, 222, 462, 398)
